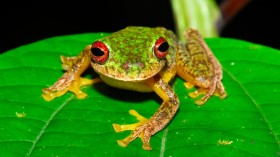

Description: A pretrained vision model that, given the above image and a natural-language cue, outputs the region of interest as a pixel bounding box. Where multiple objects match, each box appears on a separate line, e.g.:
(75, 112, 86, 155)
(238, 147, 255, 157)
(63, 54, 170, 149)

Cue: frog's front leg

(176, 28, 227, 105)
(112, 75, 179, 150)
(42, 46, 102, 101)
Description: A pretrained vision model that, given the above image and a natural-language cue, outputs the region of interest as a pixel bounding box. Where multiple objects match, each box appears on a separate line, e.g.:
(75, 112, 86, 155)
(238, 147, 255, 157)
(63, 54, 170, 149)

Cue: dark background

(0, 0, 279, 54)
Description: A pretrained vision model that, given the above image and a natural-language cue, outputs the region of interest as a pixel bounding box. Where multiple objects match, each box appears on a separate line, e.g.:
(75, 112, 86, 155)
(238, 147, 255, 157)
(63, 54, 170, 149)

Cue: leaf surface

(0, 33, 280, 157)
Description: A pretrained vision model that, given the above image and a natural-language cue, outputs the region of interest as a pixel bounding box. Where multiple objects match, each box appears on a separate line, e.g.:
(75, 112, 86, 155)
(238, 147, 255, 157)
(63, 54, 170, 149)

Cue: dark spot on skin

(123, 62, 130, 71)
(104, 66, 109, 73)
(138, 61, 145, 69)
(153, 74, 161, 82)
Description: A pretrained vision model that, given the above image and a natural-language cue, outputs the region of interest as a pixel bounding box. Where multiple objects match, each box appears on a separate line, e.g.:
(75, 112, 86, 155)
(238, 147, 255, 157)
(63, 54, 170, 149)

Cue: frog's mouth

(91, 59, 166, 82)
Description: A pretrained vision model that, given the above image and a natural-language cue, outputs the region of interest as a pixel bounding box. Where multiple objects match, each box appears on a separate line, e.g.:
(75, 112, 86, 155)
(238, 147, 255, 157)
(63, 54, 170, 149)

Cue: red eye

(154, 37, 169, 59)
(90, 41, 109, 64)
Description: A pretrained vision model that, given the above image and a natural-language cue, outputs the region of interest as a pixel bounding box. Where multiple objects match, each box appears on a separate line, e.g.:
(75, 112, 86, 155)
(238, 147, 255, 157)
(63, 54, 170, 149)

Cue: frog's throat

(99, 74, 154, 92)
(91, 60, 166, 82)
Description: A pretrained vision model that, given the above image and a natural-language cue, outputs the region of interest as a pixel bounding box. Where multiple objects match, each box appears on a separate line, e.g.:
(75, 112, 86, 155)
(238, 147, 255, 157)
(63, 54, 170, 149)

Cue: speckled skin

(92, 27, 176, 80)
(177, 29, 227, 105)
(42, 26, 227, 150)
(90, 27, 177, 93)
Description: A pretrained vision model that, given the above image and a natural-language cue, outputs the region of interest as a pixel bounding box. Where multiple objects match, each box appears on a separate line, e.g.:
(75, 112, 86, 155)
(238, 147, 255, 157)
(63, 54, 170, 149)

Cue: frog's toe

(213, 90, 228, 100)
(112, 110, 148, 132)
(188, 88, 210, 105)
(42, 93, 54, 101)
(192, 87, 227, 105)
(217, 90, 228, 100)
(112, 124, 122, 132)
(188, 89, 205, 99)
(188, 91, 199, 98)
(42, 88, 68, 101)
(129, 109, 148, 121)
(112, 123, 142, 133)
(115, 129, 152, 150)
(117, 138, 130, 148)
(216, 82, 228, 99)
(219, 92, 228, 99)
(80, 77, 102, 86)
(184, 82, 194, 89)
(116, 134, 152, 150)
(195, 97, 208, 106)
(142, 143, 152, 150)
(70, 89, 88, 99)
(113, 110, 154, 150)
(116, 135, 141, 148)
(42, 92, 55, 101)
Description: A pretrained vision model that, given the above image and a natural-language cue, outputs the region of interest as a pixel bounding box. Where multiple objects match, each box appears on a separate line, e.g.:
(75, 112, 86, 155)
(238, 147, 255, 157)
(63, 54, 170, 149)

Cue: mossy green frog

(42, 26, 227, 150)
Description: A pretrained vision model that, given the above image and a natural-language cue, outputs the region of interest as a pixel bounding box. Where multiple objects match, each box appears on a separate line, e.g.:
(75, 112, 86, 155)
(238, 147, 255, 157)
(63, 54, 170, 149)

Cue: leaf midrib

(223, 67, 280, 149)
(160, 128, 168, 157)
(26, 95, 75, 156)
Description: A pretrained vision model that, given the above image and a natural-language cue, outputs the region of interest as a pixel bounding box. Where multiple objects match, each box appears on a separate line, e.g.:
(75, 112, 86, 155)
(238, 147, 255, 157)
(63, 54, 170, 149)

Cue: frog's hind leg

(176, 28, 227, 105)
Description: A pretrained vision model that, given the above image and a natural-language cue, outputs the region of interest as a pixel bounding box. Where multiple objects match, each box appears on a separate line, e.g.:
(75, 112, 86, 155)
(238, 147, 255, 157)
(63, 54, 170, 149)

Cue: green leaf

(1, 32, 280, 157)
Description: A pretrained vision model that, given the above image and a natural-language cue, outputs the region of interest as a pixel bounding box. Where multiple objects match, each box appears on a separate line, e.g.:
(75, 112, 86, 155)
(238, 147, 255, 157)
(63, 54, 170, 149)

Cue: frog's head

(89, 27, 175, 81)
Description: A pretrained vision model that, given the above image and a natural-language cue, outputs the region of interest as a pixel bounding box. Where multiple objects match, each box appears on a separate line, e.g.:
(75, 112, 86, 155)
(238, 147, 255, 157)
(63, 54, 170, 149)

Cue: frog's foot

(112, 110, 155, 150)
(183, 82, 194, 89)
(187, 82, 227, 105)
(42, 73, 102, 101)
(188, 88, 211, 105)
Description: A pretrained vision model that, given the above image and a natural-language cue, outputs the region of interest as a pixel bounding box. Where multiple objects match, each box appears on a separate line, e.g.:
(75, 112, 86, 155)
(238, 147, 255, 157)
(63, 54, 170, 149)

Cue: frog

(42, 26, 227, 150)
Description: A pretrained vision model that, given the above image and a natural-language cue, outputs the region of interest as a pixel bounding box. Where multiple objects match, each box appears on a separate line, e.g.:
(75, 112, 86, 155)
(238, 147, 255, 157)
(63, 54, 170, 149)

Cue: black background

(0, 0, 279, 54)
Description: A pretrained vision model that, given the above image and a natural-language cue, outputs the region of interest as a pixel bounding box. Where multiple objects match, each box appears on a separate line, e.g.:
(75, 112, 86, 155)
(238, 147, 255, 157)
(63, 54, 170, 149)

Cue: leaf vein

(223, 68, 280, 149)
(26, 95, 74, 156)
(160, 128, 168, 157)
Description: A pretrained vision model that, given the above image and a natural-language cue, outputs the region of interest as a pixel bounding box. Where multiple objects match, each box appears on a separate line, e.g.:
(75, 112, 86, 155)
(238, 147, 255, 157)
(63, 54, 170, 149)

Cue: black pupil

(158, 42, 169, 52)
(91, 47, 104, 56)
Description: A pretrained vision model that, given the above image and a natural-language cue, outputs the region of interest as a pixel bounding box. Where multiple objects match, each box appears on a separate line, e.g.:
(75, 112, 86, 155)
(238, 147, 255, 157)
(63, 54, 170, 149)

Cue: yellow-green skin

(42, 26, 227, 150)
(92, 27, 177, 92)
